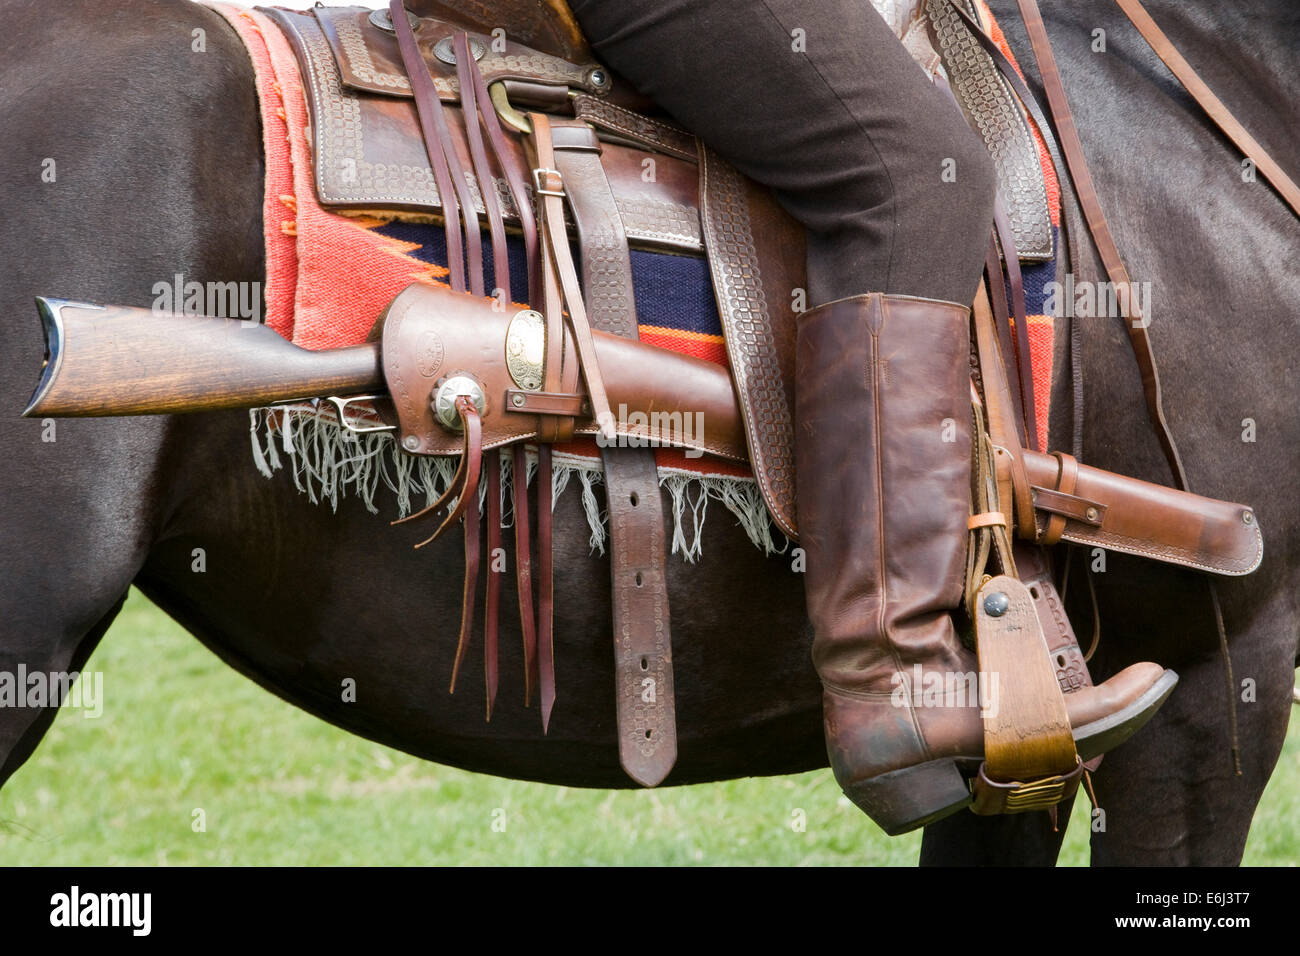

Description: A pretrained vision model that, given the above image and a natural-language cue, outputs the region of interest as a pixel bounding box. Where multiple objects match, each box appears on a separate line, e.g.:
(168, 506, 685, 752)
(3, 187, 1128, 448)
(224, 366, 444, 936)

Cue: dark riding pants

(569, 0, 997, 308)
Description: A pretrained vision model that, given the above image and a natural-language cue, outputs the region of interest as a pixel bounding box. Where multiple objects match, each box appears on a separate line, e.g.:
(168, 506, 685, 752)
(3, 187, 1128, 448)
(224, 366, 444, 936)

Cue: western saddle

(253, 0, 1273, 811)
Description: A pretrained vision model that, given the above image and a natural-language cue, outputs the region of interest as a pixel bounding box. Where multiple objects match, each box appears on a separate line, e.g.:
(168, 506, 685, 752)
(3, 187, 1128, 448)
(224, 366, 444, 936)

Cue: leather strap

(442, 396, 483, 694)
(550, 117, 678, 787)
(511, 445, 538, 707)
(463, 30, 541, 304)
(952, 0, 1189, 489)
(571, 93, 698, 162)
(1041, 451, 1079, 546)
(454, 32, 506, 717)
(484, 449, 501, 718)
(983, 237, 1027, 447)
(973, 281, 1037, 543)
(536, 444, 556, 730)
(1112, 0, 1300, 220)
(505, 390, 587, 417)
(992, 202, 1039, 452)
(529, 112, 616, 442)
(454, 31, 505, 302)
(601, 451, 678, 786)
(389, 1, 483, 295)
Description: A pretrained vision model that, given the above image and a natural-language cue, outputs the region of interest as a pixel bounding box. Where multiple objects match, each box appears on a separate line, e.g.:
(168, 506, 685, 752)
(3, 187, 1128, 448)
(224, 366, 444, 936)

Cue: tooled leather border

(699, 145, 798, 539)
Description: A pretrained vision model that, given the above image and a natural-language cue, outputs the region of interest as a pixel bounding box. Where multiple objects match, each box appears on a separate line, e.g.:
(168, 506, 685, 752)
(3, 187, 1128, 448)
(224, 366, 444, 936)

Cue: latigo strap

(549, 116, 678, 786)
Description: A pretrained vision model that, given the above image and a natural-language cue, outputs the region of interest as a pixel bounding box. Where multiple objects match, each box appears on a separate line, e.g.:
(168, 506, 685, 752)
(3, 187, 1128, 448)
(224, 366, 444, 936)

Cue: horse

(0, 0, 1294, 865)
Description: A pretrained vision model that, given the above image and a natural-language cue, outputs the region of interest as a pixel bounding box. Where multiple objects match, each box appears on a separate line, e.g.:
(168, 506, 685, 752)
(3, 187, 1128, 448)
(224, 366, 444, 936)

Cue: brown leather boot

(795, 293, 1176, 834)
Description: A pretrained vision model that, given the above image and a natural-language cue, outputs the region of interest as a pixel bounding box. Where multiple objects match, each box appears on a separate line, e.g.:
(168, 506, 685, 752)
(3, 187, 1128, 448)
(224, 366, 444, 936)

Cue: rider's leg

(570, 0, 991, 306)
(571, 0, 1172, 833)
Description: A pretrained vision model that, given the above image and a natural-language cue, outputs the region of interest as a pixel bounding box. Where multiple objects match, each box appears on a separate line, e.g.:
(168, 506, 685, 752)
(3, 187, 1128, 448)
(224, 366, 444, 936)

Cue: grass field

(2, 589, 1295, 866)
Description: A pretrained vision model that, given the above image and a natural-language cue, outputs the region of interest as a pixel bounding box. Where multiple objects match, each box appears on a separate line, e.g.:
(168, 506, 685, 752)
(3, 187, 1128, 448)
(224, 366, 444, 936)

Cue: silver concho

(504, 309, 546, 391)
(433, 36, 487, 66)
(368, 8, 421, 33)
(433, 375, 487, 431)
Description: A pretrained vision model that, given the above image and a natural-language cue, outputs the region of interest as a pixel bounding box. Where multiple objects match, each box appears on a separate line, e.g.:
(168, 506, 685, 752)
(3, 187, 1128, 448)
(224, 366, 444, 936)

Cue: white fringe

(247, 407, 786, 560)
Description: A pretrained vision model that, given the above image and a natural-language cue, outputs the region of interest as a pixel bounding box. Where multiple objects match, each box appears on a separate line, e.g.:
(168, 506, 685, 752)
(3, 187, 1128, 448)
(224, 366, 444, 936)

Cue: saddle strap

(550, 118, 678, 787)
(991, 201, 1038, 452)
(512, 445, 539, 708)
(951, 0, 1189, 490)
(454, 32, 509, 717)
(389, 0, 483, 296)
(1113, 0, 1300, 220)
(973, 280, 1037, 545)
(529, 112, 616, 441)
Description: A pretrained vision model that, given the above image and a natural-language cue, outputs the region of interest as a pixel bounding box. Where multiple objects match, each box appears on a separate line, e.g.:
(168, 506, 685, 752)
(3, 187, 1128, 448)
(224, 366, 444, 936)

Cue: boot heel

(843, 758, 975, 836)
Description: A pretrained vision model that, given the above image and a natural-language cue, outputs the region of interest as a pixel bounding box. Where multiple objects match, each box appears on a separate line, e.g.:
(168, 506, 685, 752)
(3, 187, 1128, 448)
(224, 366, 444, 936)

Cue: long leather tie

(388, 1, 483, 295)
(525, 114, 585, 732)
(550, 118, 678, 787)
(453, 32, 506, 718)
(528, 113, 616, 443)
(1112, 0, 1300, 220)
(455, 36, 547, 710)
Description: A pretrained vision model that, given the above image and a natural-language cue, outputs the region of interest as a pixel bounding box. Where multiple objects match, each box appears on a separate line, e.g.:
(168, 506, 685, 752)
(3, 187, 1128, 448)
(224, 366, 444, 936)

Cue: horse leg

(0, 0, 263, 788)
(919, 803, 1071, 866)
(1087, 588, 1295, 865)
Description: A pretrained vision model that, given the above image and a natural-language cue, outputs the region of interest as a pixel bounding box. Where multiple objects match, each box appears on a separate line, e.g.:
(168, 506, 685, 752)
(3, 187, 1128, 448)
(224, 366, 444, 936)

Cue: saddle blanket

(209, 1, 1059, 559)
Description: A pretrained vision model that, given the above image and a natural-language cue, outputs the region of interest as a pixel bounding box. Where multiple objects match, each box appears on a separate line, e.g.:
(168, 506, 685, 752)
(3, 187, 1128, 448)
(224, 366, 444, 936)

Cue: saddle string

(391, 4, 558, 721)
(1112, 0, 1300, 220)
(388, 0, 473, 294)
(981, 231, 1027, 446)
(457, 28, 547, 710)
(991, 201, 1039, 453)
(443, 396, 485, 693)
(455, 30, 511, 719)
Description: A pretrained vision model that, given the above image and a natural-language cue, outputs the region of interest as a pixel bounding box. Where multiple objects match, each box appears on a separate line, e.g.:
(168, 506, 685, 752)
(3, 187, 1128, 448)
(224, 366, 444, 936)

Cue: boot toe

(1068, 664, 1178, 759)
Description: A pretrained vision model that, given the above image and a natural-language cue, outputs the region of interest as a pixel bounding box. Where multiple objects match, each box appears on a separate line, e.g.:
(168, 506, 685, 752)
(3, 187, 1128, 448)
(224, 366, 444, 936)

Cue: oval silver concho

(433, 36, 487, 66)
(505, 309, 546, 391)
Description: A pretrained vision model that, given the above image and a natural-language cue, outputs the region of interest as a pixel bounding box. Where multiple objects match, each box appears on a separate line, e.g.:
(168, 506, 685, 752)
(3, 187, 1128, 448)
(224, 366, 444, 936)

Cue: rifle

(23, 297, 384, 418)
(19, 284, 1263, 578)
(20, 285, 746, 462)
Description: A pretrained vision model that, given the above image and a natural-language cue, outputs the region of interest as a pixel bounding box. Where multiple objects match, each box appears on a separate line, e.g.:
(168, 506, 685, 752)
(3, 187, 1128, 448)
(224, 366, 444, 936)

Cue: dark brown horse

(0, 0, 1295, 865)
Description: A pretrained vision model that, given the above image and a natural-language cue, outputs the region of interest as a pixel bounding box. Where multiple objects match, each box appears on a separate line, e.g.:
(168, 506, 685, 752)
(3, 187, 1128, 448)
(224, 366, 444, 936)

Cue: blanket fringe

(249, 407, 786, 560)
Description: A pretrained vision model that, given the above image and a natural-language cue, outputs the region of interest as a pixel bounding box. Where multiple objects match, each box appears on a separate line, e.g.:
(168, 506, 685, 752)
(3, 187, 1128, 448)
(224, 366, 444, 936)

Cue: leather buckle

(970, 756, 1084, 815)
(532, 167, 566, 197)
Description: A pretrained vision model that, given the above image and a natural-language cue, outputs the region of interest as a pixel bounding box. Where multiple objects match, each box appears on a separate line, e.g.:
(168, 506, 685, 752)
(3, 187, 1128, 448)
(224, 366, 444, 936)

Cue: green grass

(1, 589, 1295, 865)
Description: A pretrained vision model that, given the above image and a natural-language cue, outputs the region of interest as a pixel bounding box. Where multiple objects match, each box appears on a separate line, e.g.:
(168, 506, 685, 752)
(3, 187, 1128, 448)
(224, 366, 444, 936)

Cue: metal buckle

(532, 167, 566, 197)
(969, 756, 1084, 815)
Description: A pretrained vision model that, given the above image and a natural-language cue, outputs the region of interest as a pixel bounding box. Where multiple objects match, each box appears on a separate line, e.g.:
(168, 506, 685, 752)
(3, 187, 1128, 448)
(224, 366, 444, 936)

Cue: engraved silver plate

(505, 309, 546, 391)
(367, 8, 420, 33)
(433, 36, 486, 66)
(433, 375, 487, 431)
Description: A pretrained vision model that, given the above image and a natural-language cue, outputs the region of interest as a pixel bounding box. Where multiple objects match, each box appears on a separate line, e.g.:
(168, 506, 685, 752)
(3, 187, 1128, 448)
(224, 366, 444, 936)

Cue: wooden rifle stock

(23, 298, 384, 417)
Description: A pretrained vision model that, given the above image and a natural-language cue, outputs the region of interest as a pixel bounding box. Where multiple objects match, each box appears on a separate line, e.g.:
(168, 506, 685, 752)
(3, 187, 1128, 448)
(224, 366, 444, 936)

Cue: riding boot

(795, 293, 1176, 834)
